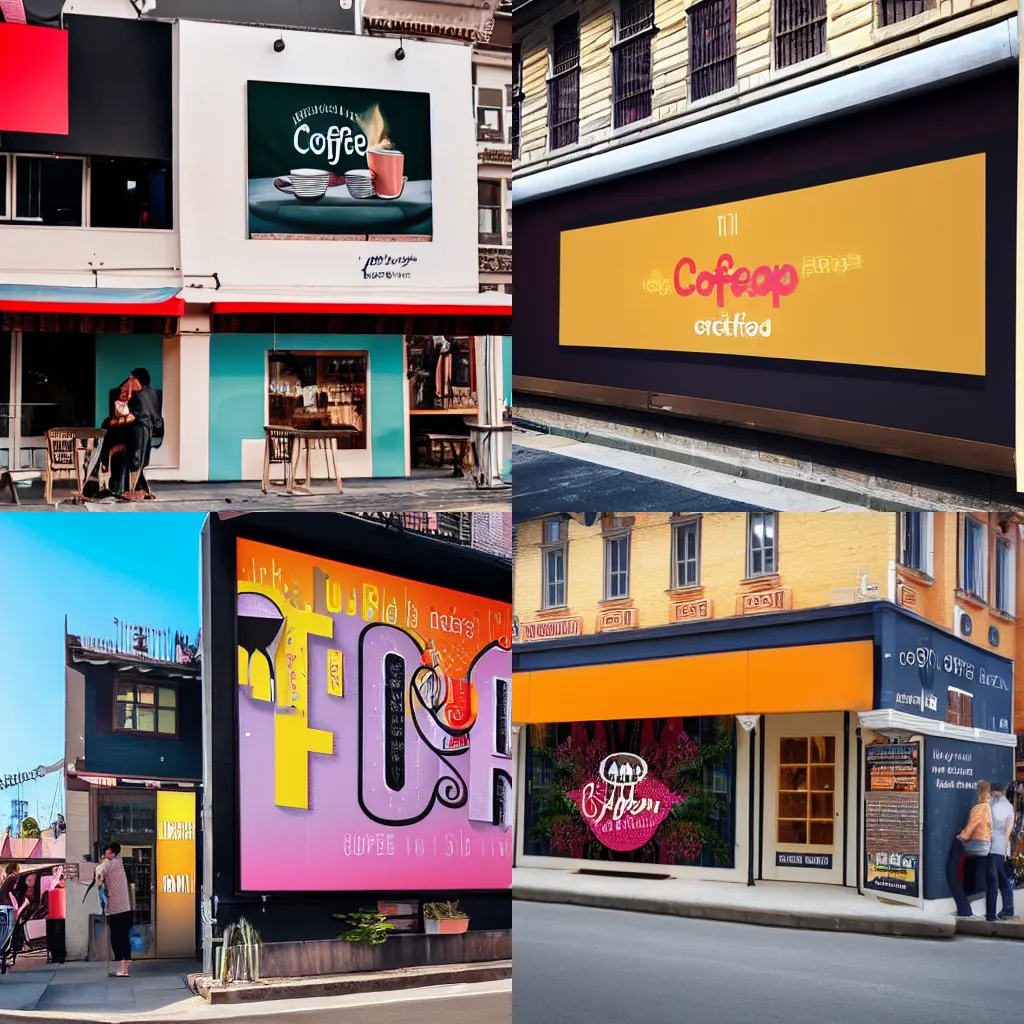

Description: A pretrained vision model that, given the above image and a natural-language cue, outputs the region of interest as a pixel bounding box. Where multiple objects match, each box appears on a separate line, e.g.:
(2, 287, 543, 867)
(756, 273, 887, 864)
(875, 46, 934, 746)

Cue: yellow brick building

(512, 512, 1021, 904)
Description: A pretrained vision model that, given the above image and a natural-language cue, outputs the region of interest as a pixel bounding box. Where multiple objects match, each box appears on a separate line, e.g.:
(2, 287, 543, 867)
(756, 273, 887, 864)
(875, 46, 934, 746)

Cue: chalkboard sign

(864, 742, 921, 898)
(922, 736, 1013, 900)
(384, 654, 406, 792)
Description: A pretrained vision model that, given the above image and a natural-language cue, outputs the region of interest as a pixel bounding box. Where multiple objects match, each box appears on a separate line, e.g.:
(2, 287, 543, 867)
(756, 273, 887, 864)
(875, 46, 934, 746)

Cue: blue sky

(0, 515, 205, 828)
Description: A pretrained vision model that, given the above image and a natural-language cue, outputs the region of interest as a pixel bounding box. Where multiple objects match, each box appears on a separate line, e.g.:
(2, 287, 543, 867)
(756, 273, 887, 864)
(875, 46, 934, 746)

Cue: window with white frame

(898, 510, 933, 576)
(747, 512, 777, 577)
(961, 515, 988, 601)
(604, 531, 631, 599)
(995, 536, 1015, 616)
(476, 87, 506, 143)
(541, 515, 568, 609)
(673, 516, 701, 588)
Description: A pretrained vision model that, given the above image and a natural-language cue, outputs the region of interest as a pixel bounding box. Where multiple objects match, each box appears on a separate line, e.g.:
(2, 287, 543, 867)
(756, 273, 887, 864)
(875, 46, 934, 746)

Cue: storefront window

(406, 336, 476, 411)
(98, 790, 156, 844)
(267, 351, 367, 448)
(524, 717, 736, 868)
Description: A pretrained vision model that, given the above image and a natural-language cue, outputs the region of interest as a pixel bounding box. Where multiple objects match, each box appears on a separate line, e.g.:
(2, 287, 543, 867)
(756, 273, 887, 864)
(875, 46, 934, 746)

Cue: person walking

(947, 780, 995, 918)
(95, 843, 132, 976)
(990, 781, 1015, 919)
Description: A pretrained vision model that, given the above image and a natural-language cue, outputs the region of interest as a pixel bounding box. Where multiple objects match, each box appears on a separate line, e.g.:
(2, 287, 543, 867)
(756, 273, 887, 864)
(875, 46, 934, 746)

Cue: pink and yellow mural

(236, 539, 513, 891)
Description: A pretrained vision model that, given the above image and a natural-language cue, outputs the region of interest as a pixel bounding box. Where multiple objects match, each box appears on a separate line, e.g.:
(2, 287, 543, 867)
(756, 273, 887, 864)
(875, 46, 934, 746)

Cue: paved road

(513, 902, 1019, 1024)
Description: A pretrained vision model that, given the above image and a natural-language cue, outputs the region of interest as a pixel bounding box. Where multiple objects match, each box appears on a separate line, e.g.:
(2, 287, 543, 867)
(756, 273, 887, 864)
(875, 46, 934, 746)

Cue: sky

(0, 514, 206, 830)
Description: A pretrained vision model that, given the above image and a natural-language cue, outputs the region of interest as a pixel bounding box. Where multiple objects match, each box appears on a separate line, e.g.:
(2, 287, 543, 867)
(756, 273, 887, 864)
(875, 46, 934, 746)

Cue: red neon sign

(674, 253, 799, 309)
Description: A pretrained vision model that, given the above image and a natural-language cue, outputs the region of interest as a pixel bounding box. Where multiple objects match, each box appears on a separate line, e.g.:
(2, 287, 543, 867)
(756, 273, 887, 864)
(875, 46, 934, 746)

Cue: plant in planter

(219, 918, 262, 983)
(334, 910, 394, 945)
(423, 901, 470, 935)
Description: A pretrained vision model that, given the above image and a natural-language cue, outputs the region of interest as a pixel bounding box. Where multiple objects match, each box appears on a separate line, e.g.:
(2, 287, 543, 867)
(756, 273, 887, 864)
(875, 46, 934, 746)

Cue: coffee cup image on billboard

(248, 82, 431, 239)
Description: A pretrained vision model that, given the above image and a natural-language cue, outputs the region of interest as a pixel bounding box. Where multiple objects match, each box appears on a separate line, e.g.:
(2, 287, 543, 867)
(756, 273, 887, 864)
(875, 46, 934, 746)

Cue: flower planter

(424, 917, 470, 935)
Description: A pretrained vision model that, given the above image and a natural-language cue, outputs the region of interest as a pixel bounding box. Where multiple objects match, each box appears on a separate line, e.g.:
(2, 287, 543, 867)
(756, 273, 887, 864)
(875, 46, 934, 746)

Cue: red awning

(0, 285, 184, 316)
(210, 301, 512, 316)
(0, 21, 69, 135)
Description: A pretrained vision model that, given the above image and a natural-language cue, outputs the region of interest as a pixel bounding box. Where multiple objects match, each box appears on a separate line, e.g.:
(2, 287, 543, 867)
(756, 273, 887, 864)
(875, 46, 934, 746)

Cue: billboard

(559, 154, 986, 375)
(235, 538, 513, 891)
(247, 80, 433, 242)
(155, 791, 197, 957)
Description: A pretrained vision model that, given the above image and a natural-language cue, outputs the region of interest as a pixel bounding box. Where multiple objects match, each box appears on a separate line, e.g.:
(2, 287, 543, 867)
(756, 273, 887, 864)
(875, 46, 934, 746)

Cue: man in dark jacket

(99, 367, 161, 497)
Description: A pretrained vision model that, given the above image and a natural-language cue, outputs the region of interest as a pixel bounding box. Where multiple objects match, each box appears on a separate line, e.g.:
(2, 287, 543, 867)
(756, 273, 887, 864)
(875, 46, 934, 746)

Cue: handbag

(965, 838, 991, 857)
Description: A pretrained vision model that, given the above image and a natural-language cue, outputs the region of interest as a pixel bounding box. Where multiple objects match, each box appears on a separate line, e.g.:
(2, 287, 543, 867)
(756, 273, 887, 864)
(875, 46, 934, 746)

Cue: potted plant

(423, 901, 470, 935)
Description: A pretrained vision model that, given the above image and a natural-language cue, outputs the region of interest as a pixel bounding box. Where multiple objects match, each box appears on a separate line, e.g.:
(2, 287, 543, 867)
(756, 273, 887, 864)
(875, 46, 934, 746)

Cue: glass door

(13, 333, 96, 470)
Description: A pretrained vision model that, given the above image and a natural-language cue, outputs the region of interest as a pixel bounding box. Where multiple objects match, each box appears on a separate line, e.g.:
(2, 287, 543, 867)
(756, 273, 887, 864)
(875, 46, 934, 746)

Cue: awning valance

(209, 295, 512, 317)
(0, 285, 184, 316)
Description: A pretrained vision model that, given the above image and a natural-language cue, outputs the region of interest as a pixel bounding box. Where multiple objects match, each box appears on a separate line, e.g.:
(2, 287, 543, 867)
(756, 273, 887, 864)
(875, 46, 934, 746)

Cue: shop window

(774, 0, 826, 69)
(478, 181, 503, 245)
(613, 0, 656, 128)
(879, 0, 932, 26)
(548, 14, 580, 151)
(406, 336, 477, 411)
(947, 687, 973, 727)
(90, 157, 172, 230)
(778, 736, 835, 847)
(512, 45, 523, 160)
(523, 717, 736, 867)
(604, 532, 630, 600)
(98, 790, 156, 843)
(688, 0, 736, 103)
(541, 515, 569, 609)
(476, 87, 506, 142)
(995, 537, 1015, 617)
(747, 512, 777, 577)
(267, 352, 368, 447)
(13, 155, 84, 226)
(20, 333, 96, 437)
(899, 510, 933, 576)
(672, 516, 701, 588)
(961, 515, 988, 601)
(115, 679, 178, 736)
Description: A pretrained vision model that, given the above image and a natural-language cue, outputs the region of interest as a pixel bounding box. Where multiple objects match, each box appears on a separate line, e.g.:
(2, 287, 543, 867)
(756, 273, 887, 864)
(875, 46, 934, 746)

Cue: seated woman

(97, 368, 159, 498)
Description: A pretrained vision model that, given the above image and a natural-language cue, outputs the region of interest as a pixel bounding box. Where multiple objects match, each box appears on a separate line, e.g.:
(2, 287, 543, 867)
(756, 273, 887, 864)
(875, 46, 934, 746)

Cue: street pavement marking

(512, 435, 866, 511)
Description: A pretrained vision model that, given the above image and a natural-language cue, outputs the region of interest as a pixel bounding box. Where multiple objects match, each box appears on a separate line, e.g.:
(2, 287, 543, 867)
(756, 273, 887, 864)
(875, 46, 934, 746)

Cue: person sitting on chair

(98, 368, 160, 497)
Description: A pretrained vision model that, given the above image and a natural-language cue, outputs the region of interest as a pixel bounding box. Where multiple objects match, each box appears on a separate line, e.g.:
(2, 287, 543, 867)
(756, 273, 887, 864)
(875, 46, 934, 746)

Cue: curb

(199, 960, 513, 1005)
(512, 416, 935, 514)
(513, 887, 955, 940)
(955, 917, 1024, 939)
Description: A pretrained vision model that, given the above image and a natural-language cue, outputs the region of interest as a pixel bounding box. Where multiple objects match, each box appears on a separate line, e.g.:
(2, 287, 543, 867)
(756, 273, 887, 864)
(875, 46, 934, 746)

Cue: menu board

(865, 743, 921, 898)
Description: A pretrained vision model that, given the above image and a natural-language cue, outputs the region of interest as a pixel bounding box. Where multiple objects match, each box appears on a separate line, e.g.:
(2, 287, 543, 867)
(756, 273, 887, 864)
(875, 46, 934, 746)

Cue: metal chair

(44, 429, 81, 504)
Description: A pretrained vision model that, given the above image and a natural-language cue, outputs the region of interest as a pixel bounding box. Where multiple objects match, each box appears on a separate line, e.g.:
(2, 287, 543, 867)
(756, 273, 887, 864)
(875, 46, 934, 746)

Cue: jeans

(946, 839, 975, 916)
(994, 854, 1015, 916)
(946, 839, 997, 916)
(983, 853, 1000, 920)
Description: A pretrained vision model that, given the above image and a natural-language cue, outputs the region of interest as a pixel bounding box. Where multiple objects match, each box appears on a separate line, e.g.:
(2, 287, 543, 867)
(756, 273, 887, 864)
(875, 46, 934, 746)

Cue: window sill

(740, 574, 781, 589)
(955, 589, 988, 611)
(897, 565, 935, 587)
(990, 608, 1016, 625)
(599, 597, 634, 609)
(535, 606, 570, 617)
(667, 585, 705, 598)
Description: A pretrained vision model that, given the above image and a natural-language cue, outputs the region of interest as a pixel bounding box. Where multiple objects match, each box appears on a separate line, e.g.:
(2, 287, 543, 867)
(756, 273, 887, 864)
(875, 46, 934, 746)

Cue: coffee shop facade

(0, 8, 511, 485)
(513, 38, 1017, 476)
(512, 601, 1016, 910)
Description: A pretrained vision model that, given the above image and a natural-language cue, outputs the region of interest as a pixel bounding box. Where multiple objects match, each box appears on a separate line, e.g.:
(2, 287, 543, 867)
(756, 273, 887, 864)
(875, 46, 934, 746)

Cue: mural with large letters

(236, 538, 512, 891)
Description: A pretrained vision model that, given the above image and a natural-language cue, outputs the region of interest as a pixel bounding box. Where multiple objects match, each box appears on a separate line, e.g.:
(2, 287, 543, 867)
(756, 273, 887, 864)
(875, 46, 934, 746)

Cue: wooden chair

(262, 427, 297, 494)
(44, 429, 81, 504)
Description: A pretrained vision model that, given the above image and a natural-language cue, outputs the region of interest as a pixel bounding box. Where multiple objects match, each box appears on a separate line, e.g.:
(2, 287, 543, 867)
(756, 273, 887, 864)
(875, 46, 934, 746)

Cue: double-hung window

(961, 515, 987, 601)
(995, 536, 1015, 617)
(541, 516, 568, 609)
(747, 512, 777, 577)
(898, 511, 933, 576)
(673, 516, 701, 588)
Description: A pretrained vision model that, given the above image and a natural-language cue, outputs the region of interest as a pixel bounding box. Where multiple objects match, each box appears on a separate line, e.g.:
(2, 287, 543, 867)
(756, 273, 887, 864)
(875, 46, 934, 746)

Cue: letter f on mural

(238, 582, 335, 809)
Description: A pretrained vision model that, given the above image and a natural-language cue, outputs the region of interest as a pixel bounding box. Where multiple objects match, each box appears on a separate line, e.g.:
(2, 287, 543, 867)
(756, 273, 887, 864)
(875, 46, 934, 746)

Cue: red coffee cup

(367, 148, 405, 199)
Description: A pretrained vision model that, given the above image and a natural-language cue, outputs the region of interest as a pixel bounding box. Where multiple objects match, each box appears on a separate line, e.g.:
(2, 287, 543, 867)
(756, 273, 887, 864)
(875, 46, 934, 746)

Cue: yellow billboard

(559, 154, 986, 375)
(156, 791, 196, 958)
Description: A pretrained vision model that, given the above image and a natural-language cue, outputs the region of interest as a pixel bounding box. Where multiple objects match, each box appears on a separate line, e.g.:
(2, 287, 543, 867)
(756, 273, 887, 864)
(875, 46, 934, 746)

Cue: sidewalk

(513, 398, 1024, 512)
(512, 866, 1024, 940)
(2, 471, 510, 512)
(0, 956, 510, 1022)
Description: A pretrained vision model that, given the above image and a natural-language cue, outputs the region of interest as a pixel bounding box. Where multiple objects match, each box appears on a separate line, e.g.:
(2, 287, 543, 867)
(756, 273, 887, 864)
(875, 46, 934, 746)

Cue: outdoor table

(415, 432, 471, 477)
(262, 426, 356, 495)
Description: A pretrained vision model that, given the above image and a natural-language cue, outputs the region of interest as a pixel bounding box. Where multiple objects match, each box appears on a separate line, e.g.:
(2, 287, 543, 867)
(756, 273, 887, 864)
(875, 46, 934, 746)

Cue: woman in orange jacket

(950, 780, 998, 919)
